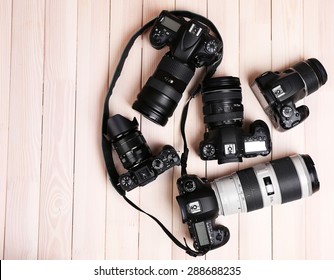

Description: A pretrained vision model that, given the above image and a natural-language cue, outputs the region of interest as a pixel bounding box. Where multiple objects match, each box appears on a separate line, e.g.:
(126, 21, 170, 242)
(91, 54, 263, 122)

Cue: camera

(199, 76, 271, 164)
(251, 58, 328, 130)
(107, 114, 180, 191)
(176, 154, 319, 253)
(176, 174, 230, 252)
(132, 10, 223, 126)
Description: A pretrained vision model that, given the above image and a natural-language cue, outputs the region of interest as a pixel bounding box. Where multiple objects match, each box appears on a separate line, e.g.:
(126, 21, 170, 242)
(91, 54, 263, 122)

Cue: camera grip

(191, 221, 230, 252)
(296, 105, 310, 124)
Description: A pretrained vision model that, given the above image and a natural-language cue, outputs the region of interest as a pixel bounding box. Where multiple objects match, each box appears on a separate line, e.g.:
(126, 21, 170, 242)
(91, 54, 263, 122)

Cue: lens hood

(107, 114, 139, 141)
(300, 154, 320, 193)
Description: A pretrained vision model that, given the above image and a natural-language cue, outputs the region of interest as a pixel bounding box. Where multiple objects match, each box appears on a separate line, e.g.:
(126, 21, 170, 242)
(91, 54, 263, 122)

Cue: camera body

(150, 11, 222, 67)
(199, 77, 271, 164)
(107, 114, 180, 191)
(119, 145, 180, 191)
(132, 11, 223, 126)
(252, 70, 308, 130)
(251, 58, 328, 130)
(176, 154, 319, 253)
(200, 120, 271, 164)
(176, 175, 230, 252)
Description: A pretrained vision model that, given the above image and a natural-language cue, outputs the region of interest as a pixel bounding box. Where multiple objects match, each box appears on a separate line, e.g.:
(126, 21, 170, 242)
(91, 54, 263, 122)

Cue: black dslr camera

(251, 58, 328, 130)
(107, 114, 180, 191)
(176, 175, 230, 253)
(176, 154, 320, 253)
(199, 77, 271, 164)
(132, 10, 223, 126)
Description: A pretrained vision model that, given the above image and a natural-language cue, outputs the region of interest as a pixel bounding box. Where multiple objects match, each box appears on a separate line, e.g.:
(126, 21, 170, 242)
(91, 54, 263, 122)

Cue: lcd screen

(161, 16, 181, 32)
(195, 222, 210, 246)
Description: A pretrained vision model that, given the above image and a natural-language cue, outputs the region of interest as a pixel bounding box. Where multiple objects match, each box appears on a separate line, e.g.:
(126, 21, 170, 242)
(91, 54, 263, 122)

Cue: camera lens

(201, 76, 243, 128)
(107, 114, 152, 169)
(133, 54, 195, 126)
(292, 58, 328, 95)
(211, 154, 319, 216)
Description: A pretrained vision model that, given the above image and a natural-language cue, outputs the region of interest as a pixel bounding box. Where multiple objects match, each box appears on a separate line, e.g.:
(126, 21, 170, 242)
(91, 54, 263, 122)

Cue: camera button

(216, 233, 223, 241)
(205, 40, 218, 53)
(167, 152, 178, 163)
(120, 175, 134, 189)
(202, 144, 215, 157)
(152, 158, 164, 170)
(185, 180, 196, 192)
(281, 106, 293, 118)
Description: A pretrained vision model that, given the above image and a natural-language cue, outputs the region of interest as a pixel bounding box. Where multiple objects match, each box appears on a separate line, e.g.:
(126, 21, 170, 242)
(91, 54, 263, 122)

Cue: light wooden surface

(1, 0, 334, 260)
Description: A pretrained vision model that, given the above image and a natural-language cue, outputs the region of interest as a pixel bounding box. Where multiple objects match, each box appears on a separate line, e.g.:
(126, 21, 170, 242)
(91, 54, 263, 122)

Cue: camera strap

(102, 10, 221, 257)
(180, 83, 203, 176)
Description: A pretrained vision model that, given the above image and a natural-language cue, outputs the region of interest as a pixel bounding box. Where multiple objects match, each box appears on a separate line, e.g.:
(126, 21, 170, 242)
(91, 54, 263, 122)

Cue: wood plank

(304, 0, 334, 259)
(206, 0, 240, 260)
(239, 0, 272, 260)
(5, 0, 45, 259)
(72, 0, 110, 260)
(38, 0, 77, 259)
(106, 0, 143, 259)
(0, 0, 12, 260)
(172, 0, 207, 260)
(271, 0, 306, 259)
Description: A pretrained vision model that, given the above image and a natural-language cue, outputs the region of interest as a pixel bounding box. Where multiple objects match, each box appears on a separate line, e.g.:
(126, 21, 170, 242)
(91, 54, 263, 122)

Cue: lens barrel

(292, 58, 328, 95)
(133, 55, 195, 126)
(107, 114, 152, 170)
(201, 76, 243, 128)
(211, 154, 319, 216)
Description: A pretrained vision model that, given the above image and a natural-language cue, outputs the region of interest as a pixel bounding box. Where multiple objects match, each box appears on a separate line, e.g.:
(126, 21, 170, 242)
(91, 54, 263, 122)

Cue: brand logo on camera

(187, 201, 202, 214)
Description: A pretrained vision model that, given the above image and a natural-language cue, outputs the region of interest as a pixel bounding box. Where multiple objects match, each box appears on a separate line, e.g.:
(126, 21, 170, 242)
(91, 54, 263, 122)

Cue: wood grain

(72, 0, 110, 260)
(37, 0, 77, 260)
(304, 0, 334, 259)
(5, 0, 45, 259)
(0, 0, 12, 260)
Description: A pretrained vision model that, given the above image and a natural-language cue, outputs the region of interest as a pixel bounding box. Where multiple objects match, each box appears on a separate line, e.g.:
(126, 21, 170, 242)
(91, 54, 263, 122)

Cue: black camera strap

(102, 11, 221, 257)
(180, 83, 203, 176)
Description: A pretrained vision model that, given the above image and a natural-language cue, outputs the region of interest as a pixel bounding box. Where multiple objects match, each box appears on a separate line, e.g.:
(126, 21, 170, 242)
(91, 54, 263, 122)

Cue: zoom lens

(133, 54, 195, 126)
(292, 58, 328, 95)
(107, 114, 152, 169)
(201, 76, 243, 128)
(211, 154, 319, 216)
